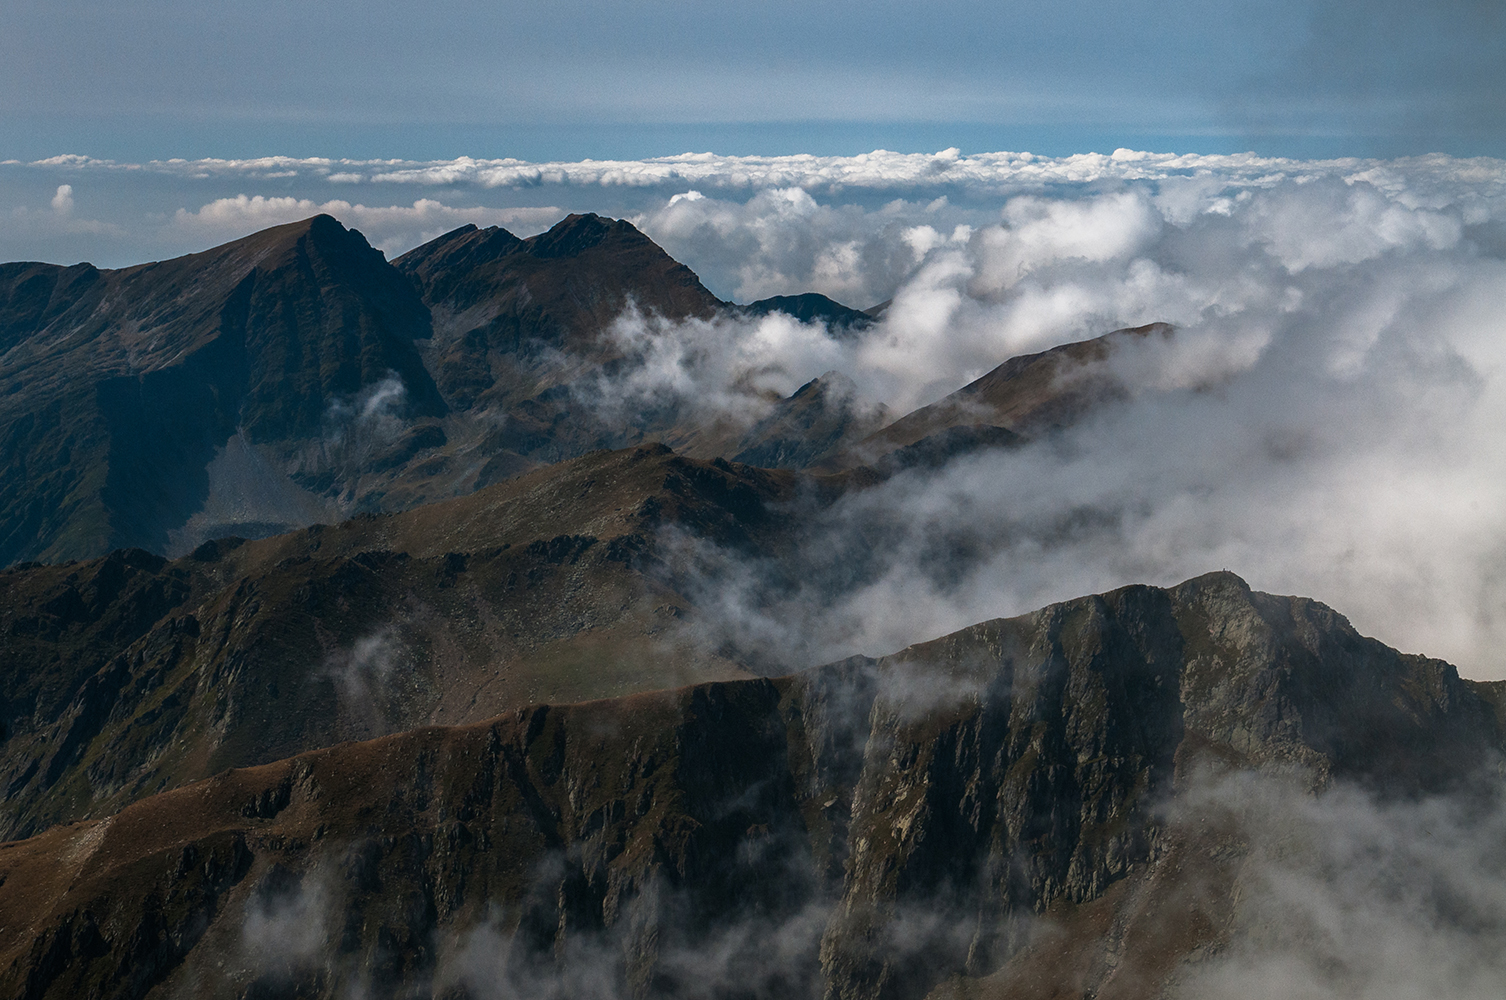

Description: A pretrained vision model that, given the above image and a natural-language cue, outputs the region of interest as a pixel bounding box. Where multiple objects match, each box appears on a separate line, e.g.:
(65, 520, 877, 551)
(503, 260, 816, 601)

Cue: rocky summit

(1, 215, 1499, 1000)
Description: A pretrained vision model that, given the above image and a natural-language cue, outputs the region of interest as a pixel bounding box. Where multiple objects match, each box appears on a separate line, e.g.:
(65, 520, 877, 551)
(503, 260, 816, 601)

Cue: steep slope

(0, 216, 444, 565)
(0, 444, 804, 841)
(0, 572, 1497, 1000)
(829, 323, 1171, 471)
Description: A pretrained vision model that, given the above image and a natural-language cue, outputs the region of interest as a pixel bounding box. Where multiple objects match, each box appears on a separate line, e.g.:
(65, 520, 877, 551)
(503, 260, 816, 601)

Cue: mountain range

(0, 214, 1493, 1000)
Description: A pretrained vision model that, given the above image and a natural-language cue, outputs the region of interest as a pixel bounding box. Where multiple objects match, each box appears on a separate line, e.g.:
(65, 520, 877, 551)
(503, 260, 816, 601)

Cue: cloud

(20, 148, 1505, 199)
(577, 304, 860, 437)
(7, 147, 1506, 271)
(1171, 768, 1506, 1000)
(3, 183, 122, 248)
(563, 165, 1506, 680)
(242, 871, 330, 974)
(321, 626, 408, 734)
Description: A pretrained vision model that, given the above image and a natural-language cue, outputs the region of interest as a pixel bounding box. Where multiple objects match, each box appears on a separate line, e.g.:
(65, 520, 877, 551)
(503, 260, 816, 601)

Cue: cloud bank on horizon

(8, 147, 1506, 678)
(6, 146, 1506, 272)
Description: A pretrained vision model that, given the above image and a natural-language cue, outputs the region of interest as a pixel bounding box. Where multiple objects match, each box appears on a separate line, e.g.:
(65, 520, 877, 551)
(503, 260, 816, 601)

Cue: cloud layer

(532, 154, 1506, 678)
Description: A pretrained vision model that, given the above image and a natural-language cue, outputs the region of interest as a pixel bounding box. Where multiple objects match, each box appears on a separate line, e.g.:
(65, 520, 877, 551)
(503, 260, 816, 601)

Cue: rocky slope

(0, 216, 444, 566)
(1, 571, 1499, 1000)
(0, 443, 825, 842)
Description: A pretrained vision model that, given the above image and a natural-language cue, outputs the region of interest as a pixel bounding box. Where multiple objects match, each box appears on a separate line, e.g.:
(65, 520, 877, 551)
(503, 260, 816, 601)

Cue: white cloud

(570, 163, 1506, 679)
(16, 148, 1503, 202)
(1172, 770, 1506, 1000)
(49, 184, 73, 214)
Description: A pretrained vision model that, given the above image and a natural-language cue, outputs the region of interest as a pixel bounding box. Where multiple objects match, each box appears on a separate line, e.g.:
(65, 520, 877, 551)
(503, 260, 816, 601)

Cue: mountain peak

(223, 212, 363, 253)
(391, 223, 524, 289)
(524, 212, 649, 259)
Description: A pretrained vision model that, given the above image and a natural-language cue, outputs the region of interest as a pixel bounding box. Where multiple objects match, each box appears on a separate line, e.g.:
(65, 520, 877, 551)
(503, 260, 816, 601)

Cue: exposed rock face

(1, 572, 1497, 1000)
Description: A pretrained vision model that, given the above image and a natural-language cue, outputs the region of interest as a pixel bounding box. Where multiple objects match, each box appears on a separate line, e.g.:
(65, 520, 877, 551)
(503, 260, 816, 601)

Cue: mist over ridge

(5, 147, 1506, 677)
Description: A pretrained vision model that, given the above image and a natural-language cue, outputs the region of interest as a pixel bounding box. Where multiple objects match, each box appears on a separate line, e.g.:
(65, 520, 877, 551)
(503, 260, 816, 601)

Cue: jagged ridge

(1, 571, 1498, 1000)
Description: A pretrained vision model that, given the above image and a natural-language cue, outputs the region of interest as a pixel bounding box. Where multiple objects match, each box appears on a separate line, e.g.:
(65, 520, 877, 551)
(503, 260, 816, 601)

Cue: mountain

(393, 214, 721, 413)
(392, 219, 883, 475)
(0, 216, 444, 566)
(1, 572, 1498, 1000)
(738, 292, 875, 333)
(0, 215, 887, 569)
(7, 216, 1493, 1000)
(731, 371, 891, 470)
(0, 443, 814, 841)
(827, 323, 1171, 471)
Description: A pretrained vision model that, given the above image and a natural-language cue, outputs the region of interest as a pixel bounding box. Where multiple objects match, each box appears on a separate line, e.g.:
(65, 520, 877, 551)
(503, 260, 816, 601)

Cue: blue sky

(4, 0, 1503, 162)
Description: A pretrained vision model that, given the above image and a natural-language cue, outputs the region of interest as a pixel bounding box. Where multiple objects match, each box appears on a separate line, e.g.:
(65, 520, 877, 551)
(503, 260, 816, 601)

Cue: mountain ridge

(0, 571, 1498, 1000)
(1, 214, 906, 568)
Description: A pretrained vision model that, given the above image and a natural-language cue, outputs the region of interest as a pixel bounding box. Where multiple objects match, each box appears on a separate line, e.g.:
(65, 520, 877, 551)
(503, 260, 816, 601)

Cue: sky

(3, 0, 1504, 165)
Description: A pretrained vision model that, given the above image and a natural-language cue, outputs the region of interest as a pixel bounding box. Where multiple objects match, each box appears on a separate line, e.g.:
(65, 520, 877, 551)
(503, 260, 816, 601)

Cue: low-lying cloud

(7, 149, 1506, 676)
(557, 162, 1506, 679)
(321, 626, 408, 734)
(1172, 768, 1506, 1000)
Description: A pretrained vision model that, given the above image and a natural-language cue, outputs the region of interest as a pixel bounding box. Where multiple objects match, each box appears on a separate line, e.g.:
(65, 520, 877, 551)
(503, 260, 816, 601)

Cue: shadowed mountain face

(1, 572, 1500, 1000)
(0, 214, 891, 567)
(0, 216, 444, 566)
